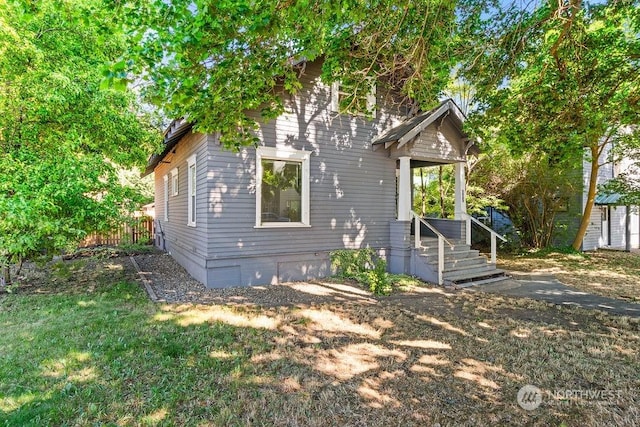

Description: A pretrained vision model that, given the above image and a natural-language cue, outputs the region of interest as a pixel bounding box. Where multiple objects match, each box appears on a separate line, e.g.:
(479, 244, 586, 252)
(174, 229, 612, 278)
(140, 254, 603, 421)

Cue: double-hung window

(187, 154, 196, 227)
(163, 175, 169, 221)
(255, 147, 310, 227)
(170, 167, 179, 196)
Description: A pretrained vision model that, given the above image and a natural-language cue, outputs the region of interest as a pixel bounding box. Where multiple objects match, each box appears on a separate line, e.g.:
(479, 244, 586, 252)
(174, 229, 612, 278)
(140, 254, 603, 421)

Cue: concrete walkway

(470, 272, 640, 318)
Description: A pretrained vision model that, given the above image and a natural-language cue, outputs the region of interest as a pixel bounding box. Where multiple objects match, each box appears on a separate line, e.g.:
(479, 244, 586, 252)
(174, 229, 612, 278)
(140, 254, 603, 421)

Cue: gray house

(144, 59, 506, 288)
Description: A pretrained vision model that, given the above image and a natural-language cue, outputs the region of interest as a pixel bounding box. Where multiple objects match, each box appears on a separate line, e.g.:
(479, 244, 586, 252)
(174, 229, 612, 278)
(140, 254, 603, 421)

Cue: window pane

(189, 164, 196, 224)
(261, 159, 301, 223)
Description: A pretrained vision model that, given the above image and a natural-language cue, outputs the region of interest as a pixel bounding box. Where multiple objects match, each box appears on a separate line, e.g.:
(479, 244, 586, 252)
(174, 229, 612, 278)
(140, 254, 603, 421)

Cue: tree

(470, 142, 579, 248)
(119, 0, 460, 148)
(412, 163, 506, 220)
(0, 0, 160, 283)
(460, 0, 640, 250)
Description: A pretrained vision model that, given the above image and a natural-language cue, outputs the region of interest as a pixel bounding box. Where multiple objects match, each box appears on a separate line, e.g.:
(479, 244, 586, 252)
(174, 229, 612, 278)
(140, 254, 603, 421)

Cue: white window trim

(330, 80, 377, 117)
(163, 174, 169, 222)
(255, 146, 311, 228)
(170, 167, 179, 196)
(187, 154, 196, 227)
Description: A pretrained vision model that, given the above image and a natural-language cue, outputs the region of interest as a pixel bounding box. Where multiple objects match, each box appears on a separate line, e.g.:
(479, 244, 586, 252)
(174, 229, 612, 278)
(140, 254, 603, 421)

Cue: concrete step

(454, 275, 512, 288)
(440, 256, 488, 270)
(442, 261, 495, 274)
(420, 248, 480, 261)
(444, 267, 506, 283)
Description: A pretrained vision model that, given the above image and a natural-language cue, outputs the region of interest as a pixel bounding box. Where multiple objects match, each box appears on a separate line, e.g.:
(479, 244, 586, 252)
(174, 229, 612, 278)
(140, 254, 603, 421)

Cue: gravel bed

(132, 253, 380, 307)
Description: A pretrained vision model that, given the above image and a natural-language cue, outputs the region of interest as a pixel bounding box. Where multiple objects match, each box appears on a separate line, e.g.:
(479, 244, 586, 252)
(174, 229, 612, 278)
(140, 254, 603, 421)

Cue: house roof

(595, 192, 623, 205)
(143, 118, 193, 177)
(373, 98, 479, 155)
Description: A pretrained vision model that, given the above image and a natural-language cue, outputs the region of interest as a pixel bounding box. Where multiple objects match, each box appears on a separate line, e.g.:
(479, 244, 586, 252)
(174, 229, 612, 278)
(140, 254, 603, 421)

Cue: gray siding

(202, 61, 401, 262)
(154, 132, 210, 281)
(389, 121, 465, 162)
(155, 60, 410, 286)
(581, 206, 602, 251)
(203, 130, 396, 260)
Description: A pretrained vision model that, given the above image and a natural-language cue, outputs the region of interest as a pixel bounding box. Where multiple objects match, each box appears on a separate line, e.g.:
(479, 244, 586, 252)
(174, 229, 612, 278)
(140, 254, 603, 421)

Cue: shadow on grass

(1, 267, 639, 426)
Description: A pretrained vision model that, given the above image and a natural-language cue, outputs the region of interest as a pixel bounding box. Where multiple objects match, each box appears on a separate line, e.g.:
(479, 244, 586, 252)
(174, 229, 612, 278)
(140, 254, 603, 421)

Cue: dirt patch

(2, 256, 138, 296)
(132, 253, 625, 332)
(4, 252, 634, 333)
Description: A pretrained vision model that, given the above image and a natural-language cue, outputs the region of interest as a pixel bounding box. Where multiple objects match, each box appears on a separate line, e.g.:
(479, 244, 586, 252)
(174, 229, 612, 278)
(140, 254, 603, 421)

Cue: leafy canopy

(459, 0, 640, 249)
(0, 0, 160, 266)
(122, 0, 459, 148)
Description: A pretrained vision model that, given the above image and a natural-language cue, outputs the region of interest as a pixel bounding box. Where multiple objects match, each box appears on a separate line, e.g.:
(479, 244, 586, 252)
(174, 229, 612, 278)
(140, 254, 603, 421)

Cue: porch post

(454, 161, 467, 220)
(398, 156, 412, 221)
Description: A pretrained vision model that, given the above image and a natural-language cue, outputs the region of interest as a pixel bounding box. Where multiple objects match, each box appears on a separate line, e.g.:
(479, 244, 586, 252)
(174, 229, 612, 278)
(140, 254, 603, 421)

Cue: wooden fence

(78, 217, 155, 248)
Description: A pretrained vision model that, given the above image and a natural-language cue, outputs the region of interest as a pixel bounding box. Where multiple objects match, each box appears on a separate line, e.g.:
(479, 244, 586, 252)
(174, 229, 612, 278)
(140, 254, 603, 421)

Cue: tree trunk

(1, 263, 9, 287)
(572, 145, 600, 251)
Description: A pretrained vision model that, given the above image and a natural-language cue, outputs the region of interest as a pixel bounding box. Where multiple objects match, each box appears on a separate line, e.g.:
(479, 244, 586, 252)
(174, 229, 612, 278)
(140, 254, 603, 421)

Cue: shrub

(330, 249, 391, 295)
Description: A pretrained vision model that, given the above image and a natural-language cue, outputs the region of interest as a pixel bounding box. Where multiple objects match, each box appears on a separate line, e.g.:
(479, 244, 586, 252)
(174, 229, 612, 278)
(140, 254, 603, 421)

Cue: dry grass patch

(498, 250, 640, 301)
(2, 256, 639, 426)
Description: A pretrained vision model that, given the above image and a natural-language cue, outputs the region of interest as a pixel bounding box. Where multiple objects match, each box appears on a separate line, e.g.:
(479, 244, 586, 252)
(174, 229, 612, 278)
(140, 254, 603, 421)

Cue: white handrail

(411, 211, 454, 285)
(461, 213, 506, 264)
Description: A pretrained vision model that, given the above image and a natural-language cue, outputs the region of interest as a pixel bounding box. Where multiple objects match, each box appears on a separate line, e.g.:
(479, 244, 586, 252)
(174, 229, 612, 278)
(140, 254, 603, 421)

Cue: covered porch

(374, 99, 506, 285)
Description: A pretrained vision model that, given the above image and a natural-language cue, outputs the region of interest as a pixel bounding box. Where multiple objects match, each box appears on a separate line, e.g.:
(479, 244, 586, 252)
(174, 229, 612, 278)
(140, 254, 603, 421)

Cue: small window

(170, 168, 179, 196)
(331, 79, 376, 117)
(255, 147, 310, 228)
(187, 154, 196, 227)
(163, 174, 169, 222)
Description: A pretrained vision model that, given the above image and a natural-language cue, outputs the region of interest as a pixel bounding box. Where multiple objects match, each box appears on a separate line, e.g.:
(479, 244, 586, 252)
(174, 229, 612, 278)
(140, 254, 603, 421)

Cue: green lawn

(1, 257, 639, 426)
(0, 281, 276, 425)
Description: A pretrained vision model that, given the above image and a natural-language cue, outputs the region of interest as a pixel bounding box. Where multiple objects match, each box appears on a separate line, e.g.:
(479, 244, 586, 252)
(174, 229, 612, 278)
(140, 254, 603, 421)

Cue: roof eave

(141, 120, 194, 177)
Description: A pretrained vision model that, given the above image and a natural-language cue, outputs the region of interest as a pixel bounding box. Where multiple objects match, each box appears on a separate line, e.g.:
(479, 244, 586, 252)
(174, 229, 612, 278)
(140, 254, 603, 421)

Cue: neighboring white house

(582, 141, 640, 251)
(143, 58, 506, 288)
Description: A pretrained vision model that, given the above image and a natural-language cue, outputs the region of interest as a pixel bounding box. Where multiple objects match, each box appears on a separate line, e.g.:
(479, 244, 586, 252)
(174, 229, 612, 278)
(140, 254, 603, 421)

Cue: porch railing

(411, 211, 455, 285)
(461, 213, 507, 264)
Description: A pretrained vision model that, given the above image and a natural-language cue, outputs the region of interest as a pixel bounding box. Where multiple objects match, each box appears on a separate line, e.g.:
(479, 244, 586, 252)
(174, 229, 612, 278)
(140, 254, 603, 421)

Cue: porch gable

(373, 99, 478, 164)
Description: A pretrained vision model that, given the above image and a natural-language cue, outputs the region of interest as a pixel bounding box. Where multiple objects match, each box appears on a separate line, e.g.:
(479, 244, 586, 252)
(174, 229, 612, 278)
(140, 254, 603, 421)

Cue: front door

(601, 206, 610, 246)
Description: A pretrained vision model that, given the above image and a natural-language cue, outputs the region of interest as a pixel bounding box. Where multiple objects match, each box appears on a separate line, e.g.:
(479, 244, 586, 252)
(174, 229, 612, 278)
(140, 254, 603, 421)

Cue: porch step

(419, 248, 480, 261)
(442, 256, 488, 270)
(421, 253, 488, 269)
(412, 237, 507, 286)
(443, 261, 498, 275)
(444, 268, 507, 284)
(453, 275, 511, 288)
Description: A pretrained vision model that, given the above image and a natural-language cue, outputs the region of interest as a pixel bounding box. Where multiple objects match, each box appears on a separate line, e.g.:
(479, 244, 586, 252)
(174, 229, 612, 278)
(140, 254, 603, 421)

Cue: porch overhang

(595, 192, 623, 205)
(372, 98, 479, 163)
